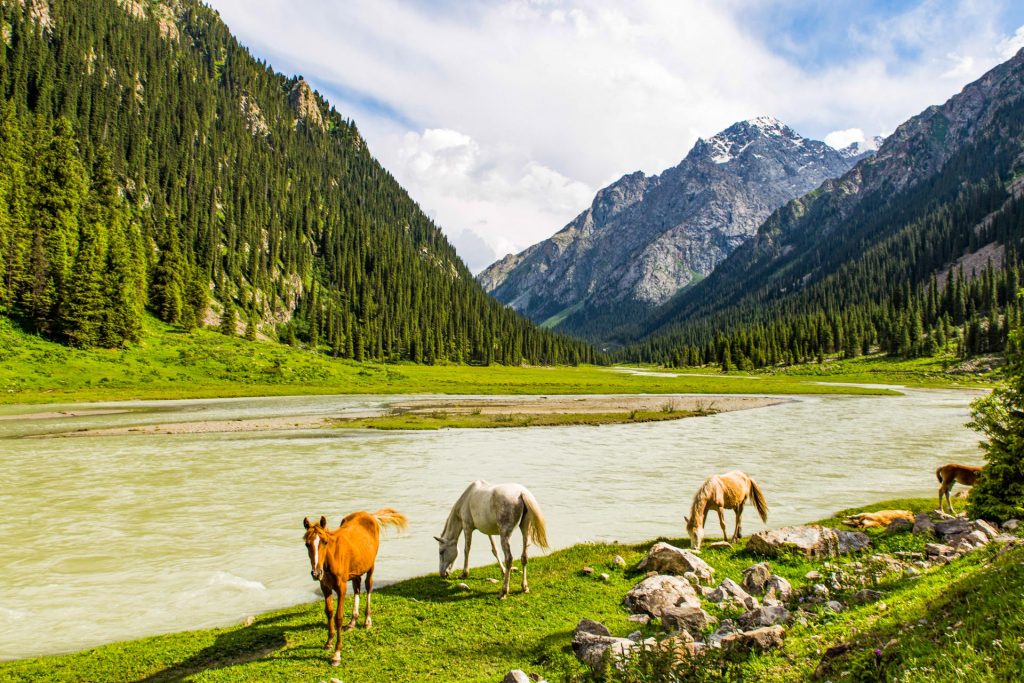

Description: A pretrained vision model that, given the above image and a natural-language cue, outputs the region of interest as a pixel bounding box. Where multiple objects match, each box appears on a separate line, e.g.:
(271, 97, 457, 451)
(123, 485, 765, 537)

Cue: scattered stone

(738, 605, 790, 629)
(973, 520, 1000, 540)
(825, 600, 845, 613)
(456, 582, 470, 590)
(741, 562, 773, 595)
(636, 542, 715, 583)
(721, 625, 786, 654)
(708, 619, 740, 648)
(662, 606, 718, 635)
(628, 613, 651, 625)
(748, 525, 837, 558)
(934, 518, 972, 540)
(330, 678, 342, 683)
(581, 566, 594, 576)
(623, 575, 701, 618)
(502, 671, 531, 683)
(812, 584, 830, 598)
(1003, 519, 1020, 531)
(575, 619, 611, 638)
(627, 630, 643, 641)
(852, 589, 884, 604)
(885, 518, 913, 535)
(912, 513, 935, 536)
(924, 543, 955, 559)
(706, 541, 732, 550)
(706, 578, 758, 609)
(572, 620, 637, 669)
(837, 530, 872, 555)
(242, 615, 255, 627)
(599, 573, 610, 582)
(487, 578, 500, 584)
(613, 555, 626, 568)
(658, 630, 696, 658)
(804, 570, 822, 581)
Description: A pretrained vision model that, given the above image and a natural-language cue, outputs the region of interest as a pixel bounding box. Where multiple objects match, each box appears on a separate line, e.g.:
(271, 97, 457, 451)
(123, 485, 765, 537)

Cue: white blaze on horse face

(312, 535, 320, 571)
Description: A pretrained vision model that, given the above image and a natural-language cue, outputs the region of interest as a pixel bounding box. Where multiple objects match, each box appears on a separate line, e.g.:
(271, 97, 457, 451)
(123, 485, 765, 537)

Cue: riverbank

(2, 498, 1019, 682)
(0, 316, 988, 406)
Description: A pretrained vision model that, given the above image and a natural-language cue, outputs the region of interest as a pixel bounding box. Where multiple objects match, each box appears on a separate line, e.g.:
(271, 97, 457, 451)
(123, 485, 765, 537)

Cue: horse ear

(303, 517, 311, 529)
(684, 516, 690, 525)
(319, 515, 327, 528)
(434, 536, 443, 543)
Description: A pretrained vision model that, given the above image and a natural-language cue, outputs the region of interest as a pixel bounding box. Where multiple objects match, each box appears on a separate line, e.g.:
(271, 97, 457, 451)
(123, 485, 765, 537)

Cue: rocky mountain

(478, 117, 861, 339)
(624, 48, 1024, 366)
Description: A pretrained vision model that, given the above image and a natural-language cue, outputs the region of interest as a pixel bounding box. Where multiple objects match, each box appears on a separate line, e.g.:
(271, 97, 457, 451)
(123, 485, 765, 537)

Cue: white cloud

(206, 1, 1024, 272)
(824, 128, 866, 150)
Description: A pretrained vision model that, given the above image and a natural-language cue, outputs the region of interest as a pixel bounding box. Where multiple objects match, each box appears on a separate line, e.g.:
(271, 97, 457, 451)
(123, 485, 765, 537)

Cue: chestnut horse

(685, 471, 768, 550)
(302, 508, 407, 665)
(937, 463, 983, 514)
(435, 480, 549, 599)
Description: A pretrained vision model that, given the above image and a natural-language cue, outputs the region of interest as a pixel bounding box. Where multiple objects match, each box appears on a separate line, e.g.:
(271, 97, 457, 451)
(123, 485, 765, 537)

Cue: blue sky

(207, 0, 1024, 271)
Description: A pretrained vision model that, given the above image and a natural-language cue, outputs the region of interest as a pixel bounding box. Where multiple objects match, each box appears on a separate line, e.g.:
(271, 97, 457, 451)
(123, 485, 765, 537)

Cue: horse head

(684, 514, 704, 550)
(303, 516, 329, 581)
(434, 535, 457, 578)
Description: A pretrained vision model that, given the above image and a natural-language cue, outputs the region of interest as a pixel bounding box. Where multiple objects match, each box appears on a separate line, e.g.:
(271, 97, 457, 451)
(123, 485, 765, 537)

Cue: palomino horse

(685, 470, 768, 550)
(435, 480, 549, 599)
(937, 463, 983, 514)
(302, 508, 407, 665)
(843, 509, 915, 528)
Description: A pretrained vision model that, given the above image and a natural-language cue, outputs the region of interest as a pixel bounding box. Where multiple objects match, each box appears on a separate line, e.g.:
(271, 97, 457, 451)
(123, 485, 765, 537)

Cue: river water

(0, 388, 984, 660)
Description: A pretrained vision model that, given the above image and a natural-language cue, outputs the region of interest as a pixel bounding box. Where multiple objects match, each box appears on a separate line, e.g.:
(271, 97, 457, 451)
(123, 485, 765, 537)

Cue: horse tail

(936, 466, 945, 483)
(521, 490, 550, 550)
(371, 508, 409, 533)
(749, 477, 769, 523)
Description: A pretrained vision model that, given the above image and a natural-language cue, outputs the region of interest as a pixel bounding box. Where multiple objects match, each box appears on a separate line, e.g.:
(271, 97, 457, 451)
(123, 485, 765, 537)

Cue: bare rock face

(289, 78, 326, 130)
(721, 625, 786, 655)
(636, 542, 715, 583)
(623, 575, 701, 618)
(478, 117, 859, 338)
(748, 525, 871, 558)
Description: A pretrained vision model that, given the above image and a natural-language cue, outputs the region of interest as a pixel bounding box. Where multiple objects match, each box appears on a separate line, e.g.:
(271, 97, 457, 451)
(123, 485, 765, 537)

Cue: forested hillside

(0, 0, 598, 365)
(619, 50, 1024, 369)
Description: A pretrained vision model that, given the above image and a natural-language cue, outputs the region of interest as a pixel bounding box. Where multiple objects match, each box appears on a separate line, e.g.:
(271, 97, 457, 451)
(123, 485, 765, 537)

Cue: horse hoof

(330, 654, 342, 666)
(522, 586, 530, 593)
(499, 593, 508, 600)
(343, 624, 356, 632)
(323, 642, 332, 651)
(460, 571, 470, 579)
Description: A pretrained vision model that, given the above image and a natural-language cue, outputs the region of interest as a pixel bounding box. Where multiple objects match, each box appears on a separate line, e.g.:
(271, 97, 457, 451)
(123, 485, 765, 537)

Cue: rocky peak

(289, 78, 326, 130)
(693, 116, 805, 165)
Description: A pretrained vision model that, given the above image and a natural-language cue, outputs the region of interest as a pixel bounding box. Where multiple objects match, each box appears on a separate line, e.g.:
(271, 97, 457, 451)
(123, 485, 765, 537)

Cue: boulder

(721, 625, 786, 655)
(658, 630, 696, 659)
(852, 589, 884, 604)
(804, 570, 821, 580)
(1003, 519, 1020, 531)
(627, 614, 651, 625)
(636, 543, 714, 583)
(825, 601, 845, 613)
(924, 543, 955, 558)
(574, 619, 611, 638)
(748, 525, 869, 558)
(613, 555, 627, 568)
(623, 575, 701, 617)
(661, 606, 718, 636)
(884, 518, 913, 535)
(706, 578, 758, 609)
(572, 621, 636, 670)
(741, 562, 773, 594)
(934, 518, 972, 540)
(738, 605, 789, 629)
(963, 530, 990, 547)
(708, 619, 740, 648)
(972, 520, 1000, 540)
(502, 671, 531, 683)
(912, 513, 935, 536)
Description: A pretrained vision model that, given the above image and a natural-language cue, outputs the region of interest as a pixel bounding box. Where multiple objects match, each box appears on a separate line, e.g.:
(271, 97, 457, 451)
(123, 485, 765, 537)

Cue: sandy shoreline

(44, 395, 787, 437)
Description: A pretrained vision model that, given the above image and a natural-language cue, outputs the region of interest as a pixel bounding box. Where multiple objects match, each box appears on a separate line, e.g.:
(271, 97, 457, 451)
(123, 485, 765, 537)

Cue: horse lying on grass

(937, 463, 982, 514)
(303, 509, 407, 665)
(436, 480, 549, 599)
(842, 509, 915, 528)
(685, 470, 768, 551)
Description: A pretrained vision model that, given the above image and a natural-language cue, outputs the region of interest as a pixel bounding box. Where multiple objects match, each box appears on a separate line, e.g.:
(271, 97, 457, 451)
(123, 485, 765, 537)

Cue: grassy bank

(3, 498, 1020, 682)
(0, 317, 989, 405)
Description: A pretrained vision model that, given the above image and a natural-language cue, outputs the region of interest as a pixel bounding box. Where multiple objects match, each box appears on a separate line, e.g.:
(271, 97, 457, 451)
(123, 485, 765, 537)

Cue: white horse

(435, 480, 549, 599)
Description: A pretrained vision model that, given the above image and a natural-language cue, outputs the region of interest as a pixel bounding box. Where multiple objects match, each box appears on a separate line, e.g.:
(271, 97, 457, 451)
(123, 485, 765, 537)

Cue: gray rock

(812, 583, 830, 598)
(709, 578, 758, 609)
(478, 118, 860, 338)
(572, 621, 636, 670)
(599, 573, 610, 582)
(825, 601, 845, 613)
(934, 518, 972, 540)
(708, 619, 740, 648)
(661, 606, 718, 636)
(705, 541, 733, 550)
(502, 671, 531, 683)
(721, 625, 786, 654)
(748, 525, 869, 558)
(741, 562, 773, 595)
(804, 570, 821, 580)
(574, 619, 611, 638)
(738, 605, 789, 629)
(627, 631, 643, 642)
(1003, 519, 1020, 531)
(885, 518, 913, 534)
(852, 589, 884, 604)
(972, 520, 1000, 540)
(657, 630, 696, 659)
(623, 575, 701, 617)
(581, 566, 594, 575)
(924, 543, 955, 558)
(627, 614, 651, 625)
(912, 513, 935, 536)
(963, 530, 990, 547)
(613, 555, 627, 568)
(636, 542, 715, 583)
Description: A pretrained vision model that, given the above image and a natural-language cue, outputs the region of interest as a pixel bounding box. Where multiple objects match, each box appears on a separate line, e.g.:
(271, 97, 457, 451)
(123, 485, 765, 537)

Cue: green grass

(0, 316, 919, 405)
(3, 498, 1020, 682)
(334, 409, 709, 430)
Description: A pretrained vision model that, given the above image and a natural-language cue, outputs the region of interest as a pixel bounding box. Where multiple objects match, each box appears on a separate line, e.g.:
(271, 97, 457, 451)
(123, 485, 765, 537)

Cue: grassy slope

(0, 317, 991, 406)
(2, 498, 1020, 683)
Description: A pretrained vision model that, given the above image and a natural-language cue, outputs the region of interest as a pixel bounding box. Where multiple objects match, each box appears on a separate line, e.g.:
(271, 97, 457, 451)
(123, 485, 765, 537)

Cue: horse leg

(331, 581, 347, 664)
(734, 503, 744, 541)
(345, 575, 361, 631)
(717, 508, 728, 542)
(461, 529, 473, 579)
(519, 517, 530, 593)
(364, 566, 374, 630)
(938, 480, 949, 513)
(499, 533, 514, 599)
(488, 535, 506, 573)
(322, 587, 336, 651)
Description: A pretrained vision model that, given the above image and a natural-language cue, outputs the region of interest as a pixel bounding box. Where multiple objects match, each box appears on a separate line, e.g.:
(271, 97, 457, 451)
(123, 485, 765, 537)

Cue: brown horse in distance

(937, 464, 982, 514)
(302, 508, 408, 665)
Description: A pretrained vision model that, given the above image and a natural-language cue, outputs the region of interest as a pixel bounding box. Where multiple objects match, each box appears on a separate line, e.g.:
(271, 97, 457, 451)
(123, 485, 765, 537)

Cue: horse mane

(687, 477, 716, 531)
(441, 481, 481, 539)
